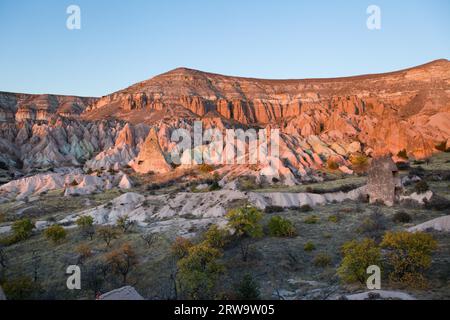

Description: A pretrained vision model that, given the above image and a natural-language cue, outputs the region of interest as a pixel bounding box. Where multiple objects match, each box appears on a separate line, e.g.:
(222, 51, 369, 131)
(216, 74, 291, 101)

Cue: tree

(141, 232, 159, 248)
(117, 215, 134, 233)
(44, 225, 67, 244)
(235, 274, 260, 300)
(268, 216, 297, 237)
(75, 243, 92, 265)
(203, 225, 230, 249)
(2, 276, 39, 300)
(171, 237, 193, 259)
(97, 226, 119, 247)
(11, 218, 35, 241)
(226, 206, 263, 261)
(381, 231, 437, 287)
(105, 243, 138, 285)
(177, 242, 224, 299)
(337, 238, 381, 284)
(76, 216, 95, 240)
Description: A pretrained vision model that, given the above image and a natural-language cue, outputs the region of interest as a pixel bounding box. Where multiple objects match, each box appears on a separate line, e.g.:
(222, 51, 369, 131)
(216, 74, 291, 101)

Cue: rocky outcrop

(0, 91, 96, 122)
(98, 286, 144, 300)
(129, 128, 172, 174)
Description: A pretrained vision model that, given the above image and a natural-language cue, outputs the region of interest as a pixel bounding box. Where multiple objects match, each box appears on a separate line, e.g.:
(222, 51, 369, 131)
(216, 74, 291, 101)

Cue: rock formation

(366, 156, 402, 206)
(0, 60, 449, 187)
(129, 128, 172, 174)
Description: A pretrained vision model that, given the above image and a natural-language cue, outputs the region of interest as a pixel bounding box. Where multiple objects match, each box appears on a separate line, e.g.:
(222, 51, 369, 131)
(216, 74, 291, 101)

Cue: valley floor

(0, 153, 449, 300)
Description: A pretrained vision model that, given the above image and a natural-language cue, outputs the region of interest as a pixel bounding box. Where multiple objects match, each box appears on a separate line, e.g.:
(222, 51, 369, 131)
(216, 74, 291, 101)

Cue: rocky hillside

(84, 59, 450, 158)
(0, 60, 449, 185)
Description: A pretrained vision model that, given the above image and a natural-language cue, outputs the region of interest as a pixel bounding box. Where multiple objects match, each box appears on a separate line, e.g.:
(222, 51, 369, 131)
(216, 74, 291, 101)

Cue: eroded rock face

(0, 60, 449, 186)
(83, 60, 450, 159)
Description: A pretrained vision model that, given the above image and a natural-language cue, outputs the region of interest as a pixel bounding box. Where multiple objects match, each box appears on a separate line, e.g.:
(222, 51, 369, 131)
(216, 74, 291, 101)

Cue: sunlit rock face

(82, 60, 450, 159)
(0, 60, 449, 182)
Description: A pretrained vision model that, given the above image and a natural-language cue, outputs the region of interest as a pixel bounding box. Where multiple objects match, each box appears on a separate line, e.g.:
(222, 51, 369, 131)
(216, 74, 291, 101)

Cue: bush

(1, 276, 39, 300)
(299, 204, 313, 212)
(328, 214, 341, 223)
(76, 216, 95, 240)
(105, 243, 138, 285)
(44, 225, 67, 244)
(304, 242, 316, 252)
(11, 218, 35, 242)
(303, 215, 319, 224)
(350, 153, 369, 167)
(337, 238, 381, 284)
(75, 243, 92, 264)
(235, 274, 260, 300)
(393, 211, 412, 223)
(198, 164, 214, 174)
(414, 181, 429, 194)
(313, 252, 332, 268)
(356, 209, 387, 239)
(327, 159, 340, 170)
(381, 231, 437, 287)
(226, 206, 264, 261)
(177, 242, 224, 299)
(117, 215, 135, 233)
(264, 205, 284, 214)
(397, 149, 408, 160)
(423, 195, 450, 211)
(268, 216, 297, 237)
(97, 226, 119, 247)
(203, 225, 229, 249)
(171, 237, 193, 259)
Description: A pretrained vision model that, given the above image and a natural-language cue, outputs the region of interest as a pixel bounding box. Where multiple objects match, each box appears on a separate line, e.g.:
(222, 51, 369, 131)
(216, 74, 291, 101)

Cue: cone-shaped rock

(129, 128, 172, 174)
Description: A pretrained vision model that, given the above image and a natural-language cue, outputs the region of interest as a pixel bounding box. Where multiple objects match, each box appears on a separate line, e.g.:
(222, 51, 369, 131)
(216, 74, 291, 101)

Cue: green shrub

(268, 216, 297, 237)
(44, 225, 67, 244)
(203, 225, 229, 249)
(328, 214, 340, 223)
(303, 215, 319, 224)
(264, 205, 284, 214)
(313, 252, 332, 267)
(1, 276, 39, 300)
(76, 216, 95, 240)
(11, 218, 35, 241)
(414, 181, 429, 194)
(235, 274, 260, 300)
(381, 231, 437, 287)
(304, 242, 316, 252)
(177, 242, 224, 299)
(392, 211, 412, 223)
(117, 215, 134, 233)
(226, 206, 264, 261)
(337, 238, 381, 284)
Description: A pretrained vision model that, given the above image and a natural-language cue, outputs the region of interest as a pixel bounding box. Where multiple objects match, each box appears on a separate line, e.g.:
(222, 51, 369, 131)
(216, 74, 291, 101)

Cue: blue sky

(0, 0, 449, 97)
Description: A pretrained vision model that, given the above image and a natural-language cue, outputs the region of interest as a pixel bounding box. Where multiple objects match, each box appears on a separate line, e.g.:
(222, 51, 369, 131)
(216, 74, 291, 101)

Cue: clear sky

(0, 0, 449, 97)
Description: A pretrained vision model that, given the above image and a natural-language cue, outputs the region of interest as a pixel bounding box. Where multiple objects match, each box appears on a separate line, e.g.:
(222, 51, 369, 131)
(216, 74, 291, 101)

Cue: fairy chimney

(367, 155, 402, 206)
(129, 127, 172, 174)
